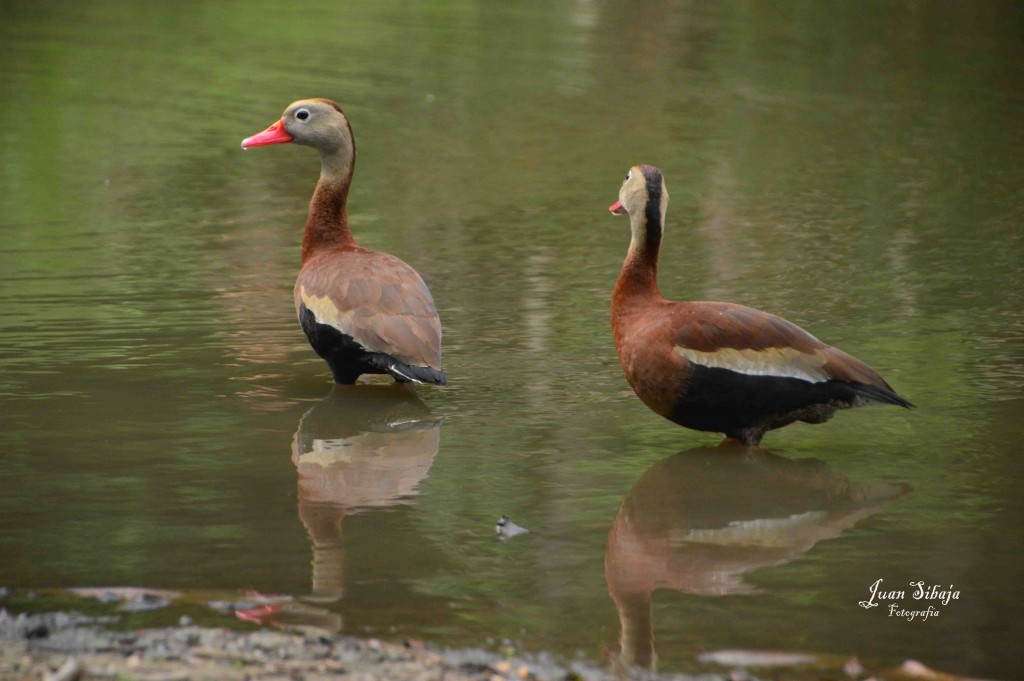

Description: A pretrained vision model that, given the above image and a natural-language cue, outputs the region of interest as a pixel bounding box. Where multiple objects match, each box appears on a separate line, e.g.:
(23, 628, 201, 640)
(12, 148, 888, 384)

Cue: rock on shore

(0, 609, 663, 681)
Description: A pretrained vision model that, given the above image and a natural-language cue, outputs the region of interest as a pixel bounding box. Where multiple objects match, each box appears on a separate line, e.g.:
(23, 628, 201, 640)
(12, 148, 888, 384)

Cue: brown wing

(671, 301, 896, 389)
(294, 248, 443, 370)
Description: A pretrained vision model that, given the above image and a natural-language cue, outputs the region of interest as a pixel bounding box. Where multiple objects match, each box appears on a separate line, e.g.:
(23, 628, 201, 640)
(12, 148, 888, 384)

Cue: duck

(608, 164, 912, 446)
(242, 99, 446, 385)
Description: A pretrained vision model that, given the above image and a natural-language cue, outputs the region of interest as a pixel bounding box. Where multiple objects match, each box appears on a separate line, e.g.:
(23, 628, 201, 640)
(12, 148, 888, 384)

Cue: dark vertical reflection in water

(605, 447, 907, 672)
(236, 386, 441, 633)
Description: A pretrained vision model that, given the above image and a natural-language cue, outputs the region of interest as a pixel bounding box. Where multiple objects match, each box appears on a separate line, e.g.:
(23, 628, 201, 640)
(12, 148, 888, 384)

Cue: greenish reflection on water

(1, 1, 1022, 678)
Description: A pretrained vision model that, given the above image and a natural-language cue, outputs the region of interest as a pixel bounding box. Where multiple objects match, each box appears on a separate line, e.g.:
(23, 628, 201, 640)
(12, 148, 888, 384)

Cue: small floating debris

(68, 587, 180, 612)
(898, 659, 1000, 681)
(235, 600, 343, 635)
(207, 590, 293, 615)
(698, 649, 818, 667)
(496, 515, 529, 541)
(844, 655, 865, 678)
(205, 600, 240, 614)
(243, 590, 293, 605)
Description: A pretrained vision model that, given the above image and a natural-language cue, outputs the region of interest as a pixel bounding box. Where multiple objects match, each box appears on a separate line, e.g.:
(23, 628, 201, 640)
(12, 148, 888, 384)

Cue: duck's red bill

(609, 200, 626, 214)
(241, 119, 293, 148)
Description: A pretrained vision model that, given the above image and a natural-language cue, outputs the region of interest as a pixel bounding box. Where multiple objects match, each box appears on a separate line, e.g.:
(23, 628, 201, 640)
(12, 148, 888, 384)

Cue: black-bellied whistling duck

(608, 164, 912, 446)
(242, 99, 446, 385)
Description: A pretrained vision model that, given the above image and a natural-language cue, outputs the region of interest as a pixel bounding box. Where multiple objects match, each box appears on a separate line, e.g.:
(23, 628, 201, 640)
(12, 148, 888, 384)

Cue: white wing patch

(682, 511, 828, 547)
(675, 346, 829, 383)
(300, 286, 355, 332)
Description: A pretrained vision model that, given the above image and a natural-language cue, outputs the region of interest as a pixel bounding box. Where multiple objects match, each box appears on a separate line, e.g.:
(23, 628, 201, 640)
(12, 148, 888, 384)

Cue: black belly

(298, 304, 446, 385)
(670, 365, 857, 439)
(298, 304, 385, 383)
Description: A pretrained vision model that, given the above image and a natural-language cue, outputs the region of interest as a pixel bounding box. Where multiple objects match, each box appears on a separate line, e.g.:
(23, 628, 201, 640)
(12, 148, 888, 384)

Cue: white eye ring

(295, 109, 311, 121)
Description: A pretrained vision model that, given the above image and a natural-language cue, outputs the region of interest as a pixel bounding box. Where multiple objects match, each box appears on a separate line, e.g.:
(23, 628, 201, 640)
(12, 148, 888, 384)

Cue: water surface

(1, 1, 1022, 678)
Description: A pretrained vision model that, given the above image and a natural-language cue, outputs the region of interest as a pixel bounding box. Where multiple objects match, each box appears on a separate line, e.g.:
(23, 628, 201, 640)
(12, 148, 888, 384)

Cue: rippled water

(1, 1, 1022, 678)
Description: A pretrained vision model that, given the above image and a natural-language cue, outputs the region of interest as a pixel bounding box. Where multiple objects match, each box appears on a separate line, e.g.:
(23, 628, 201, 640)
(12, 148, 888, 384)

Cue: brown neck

(301, 154, 356, 263)
(613, 215, 662, 305)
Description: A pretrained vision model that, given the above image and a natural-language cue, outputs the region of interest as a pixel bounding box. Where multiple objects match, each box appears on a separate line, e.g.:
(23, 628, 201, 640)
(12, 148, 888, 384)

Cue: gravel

(0, 608, 989, 681)
(0, 609, 712, 681)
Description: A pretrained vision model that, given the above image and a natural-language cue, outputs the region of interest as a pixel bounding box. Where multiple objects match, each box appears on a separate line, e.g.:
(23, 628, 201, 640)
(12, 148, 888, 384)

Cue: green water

(1, 1, 1022, 677)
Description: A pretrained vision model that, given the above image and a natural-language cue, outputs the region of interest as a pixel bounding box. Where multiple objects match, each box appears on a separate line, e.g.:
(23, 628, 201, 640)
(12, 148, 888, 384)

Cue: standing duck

(242, 99, 446, 385)
(608, 165, 912, 446)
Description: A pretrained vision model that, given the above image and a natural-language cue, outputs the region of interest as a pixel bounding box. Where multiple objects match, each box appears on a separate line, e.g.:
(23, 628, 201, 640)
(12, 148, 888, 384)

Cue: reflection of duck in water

(296, 386, 441, 603)
(604, 446, 907, 671)
(238, 385, 441, 633)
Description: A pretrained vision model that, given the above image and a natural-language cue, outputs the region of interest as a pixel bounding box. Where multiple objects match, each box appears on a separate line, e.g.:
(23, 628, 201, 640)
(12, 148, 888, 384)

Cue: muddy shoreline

(0, 606, 991, 681)
(0, 608, 683, 681)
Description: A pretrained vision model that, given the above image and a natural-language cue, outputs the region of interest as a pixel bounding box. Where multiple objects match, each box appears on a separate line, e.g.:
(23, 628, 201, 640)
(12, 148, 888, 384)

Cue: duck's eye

(295, 109, 310, 121)
(626, 171, 632, 181)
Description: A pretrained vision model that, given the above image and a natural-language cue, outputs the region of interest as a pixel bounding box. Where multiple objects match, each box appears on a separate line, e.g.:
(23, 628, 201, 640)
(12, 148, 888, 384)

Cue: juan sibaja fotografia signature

(858, 578, 960, 621)
(856, 577, 958, 618)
